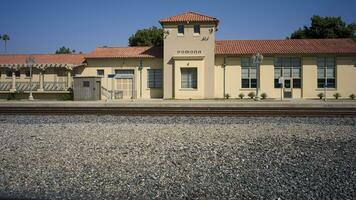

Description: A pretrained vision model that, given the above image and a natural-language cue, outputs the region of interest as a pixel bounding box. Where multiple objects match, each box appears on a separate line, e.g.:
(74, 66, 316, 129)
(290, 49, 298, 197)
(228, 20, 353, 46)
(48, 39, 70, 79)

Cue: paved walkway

(1, 99, 356, 108)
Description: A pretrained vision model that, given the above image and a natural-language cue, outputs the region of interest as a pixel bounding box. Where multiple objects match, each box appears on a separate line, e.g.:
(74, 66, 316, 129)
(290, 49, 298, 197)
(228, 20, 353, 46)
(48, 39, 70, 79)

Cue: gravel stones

(0, 115, 355, 199)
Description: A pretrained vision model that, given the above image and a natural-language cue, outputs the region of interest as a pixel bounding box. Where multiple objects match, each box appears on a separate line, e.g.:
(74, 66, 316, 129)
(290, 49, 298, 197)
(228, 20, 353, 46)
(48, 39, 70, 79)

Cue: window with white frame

(274, 57, 301, 88)
(181, 68, 197, 89)
(317, 57, 335, 88)
(97, 69, 104, 77)
(194, 25, 200, 34)
(147, 69, 162, 88)
(241, 57, 257, 88)
(178, 25, 184, 35)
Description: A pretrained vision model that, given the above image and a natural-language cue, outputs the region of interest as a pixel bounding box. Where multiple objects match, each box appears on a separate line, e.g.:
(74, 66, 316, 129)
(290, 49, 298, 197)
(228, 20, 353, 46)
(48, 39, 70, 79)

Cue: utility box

(73, 76, 101, 101)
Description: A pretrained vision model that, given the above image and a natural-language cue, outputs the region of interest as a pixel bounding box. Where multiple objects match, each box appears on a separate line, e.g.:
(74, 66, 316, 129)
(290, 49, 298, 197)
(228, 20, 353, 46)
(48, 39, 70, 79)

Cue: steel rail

(0, 106, 356, 116)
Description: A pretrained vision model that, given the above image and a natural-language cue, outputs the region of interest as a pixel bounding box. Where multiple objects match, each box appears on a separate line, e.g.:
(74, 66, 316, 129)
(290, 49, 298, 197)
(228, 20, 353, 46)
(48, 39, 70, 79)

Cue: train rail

(0, 106, 356, 116)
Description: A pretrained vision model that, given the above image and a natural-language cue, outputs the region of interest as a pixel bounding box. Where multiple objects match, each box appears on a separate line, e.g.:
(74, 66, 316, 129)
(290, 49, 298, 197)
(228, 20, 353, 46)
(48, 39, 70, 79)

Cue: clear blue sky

(0, 0, 355, 54)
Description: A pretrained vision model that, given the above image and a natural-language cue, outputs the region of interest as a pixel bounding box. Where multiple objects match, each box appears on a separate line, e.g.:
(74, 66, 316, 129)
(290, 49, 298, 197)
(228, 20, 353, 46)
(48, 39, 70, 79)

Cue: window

(6, 70, 12, 77)
(178, 25, 184, 35)
(25, 70, 31, 77)
(15, 70, 20, 77)
(317, 57, 335, 88)
(241, 57, 257, 88)
(97, 69, 104, 77)
(148, 69, 163, 88)
(194, 25, 200, 34)
(181, 68, 197, 89)
(83, 81, 90, 87)
(274, 57, 301, 88)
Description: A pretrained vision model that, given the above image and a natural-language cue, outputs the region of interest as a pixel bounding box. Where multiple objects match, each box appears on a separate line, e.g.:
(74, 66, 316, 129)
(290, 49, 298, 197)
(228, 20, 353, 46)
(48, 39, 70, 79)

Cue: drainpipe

(139, 59, 143, 99)
(223, 56, 227, 98)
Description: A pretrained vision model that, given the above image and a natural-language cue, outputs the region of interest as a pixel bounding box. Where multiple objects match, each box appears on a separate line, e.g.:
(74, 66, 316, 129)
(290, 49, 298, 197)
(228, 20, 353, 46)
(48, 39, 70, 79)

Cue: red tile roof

(159, 11, 219, 25)
(215, 39, 356, 55)
(86, 46, 163, 58)
(0, 54, 86, 65)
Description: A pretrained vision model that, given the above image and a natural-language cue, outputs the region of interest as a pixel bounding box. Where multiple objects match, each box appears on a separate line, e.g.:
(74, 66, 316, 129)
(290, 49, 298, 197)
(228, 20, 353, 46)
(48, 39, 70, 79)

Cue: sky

(0, 0, 355, 54)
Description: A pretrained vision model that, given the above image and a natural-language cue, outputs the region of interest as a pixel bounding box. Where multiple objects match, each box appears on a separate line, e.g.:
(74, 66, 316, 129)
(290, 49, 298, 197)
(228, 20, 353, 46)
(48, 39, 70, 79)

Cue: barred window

(274, 57, 301, 88)
(148, 69, 163, 88)
(97, 69, 104, 77)
(181, 68, 197, 89)
(317, 57, 335, 88)
(241, 57, 257, 88)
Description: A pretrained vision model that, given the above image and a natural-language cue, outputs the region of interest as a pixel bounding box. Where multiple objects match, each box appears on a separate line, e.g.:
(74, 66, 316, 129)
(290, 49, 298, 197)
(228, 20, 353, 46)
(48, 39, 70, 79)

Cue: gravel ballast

(0, 115, 355, 199)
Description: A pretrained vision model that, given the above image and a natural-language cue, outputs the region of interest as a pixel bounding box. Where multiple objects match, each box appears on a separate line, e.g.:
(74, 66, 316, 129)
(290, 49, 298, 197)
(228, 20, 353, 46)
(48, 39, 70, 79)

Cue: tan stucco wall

(174, 59, 204, 99)
(163, 23, 216, 99)
(81, 58, 163, 99)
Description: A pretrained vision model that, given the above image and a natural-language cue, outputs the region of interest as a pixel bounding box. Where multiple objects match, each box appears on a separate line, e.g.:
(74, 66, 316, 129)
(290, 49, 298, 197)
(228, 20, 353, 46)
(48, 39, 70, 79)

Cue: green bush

(350, 94, 355, 100)
(238, 93, 245, 99)
(248, 92, 256, 99)
(317, 93, 324, 100)
(333, 92, 341, 99)
(59, 94, 73, 101)
(260, 93, 268, 100)
(224, 93, 231, 99)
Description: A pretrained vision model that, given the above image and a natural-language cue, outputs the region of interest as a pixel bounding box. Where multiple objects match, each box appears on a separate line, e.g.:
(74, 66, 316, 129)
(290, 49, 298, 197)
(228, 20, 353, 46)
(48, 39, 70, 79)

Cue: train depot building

(1, 12, 356, 100)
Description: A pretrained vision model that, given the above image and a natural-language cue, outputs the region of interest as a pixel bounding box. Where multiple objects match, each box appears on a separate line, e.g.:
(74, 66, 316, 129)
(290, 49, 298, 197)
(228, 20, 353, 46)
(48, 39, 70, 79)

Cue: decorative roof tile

(86, 46, 163, 58)
(159, 11, 219, 25)
(0, 54, 86, 65)
(215, 39, 356, 55)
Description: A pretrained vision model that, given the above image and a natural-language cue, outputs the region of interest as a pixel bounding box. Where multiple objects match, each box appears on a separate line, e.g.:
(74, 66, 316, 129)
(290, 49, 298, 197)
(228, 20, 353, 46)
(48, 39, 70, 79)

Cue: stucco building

(1, 11, 356, 100)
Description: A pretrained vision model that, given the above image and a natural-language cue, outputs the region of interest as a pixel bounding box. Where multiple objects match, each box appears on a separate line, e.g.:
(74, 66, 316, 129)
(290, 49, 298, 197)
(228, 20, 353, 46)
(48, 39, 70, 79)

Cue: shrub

(350, 94, 355, 100)
(248, 92, 256, 99)
(260, 93, 268, 100)
(317, 93, 324, 100)
(333, 92, 341, 99)
(224, 93, 231, 99)
(238, 93, 245, 99)
(59, 94, 73, 101)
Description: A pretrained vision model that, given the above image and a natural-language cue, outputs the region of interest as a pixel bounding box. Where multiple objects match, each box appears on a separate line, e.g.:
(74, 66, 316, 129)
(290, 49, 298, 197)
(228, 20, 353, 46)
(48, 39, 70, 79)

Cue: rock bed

(0, 115, 355, 199)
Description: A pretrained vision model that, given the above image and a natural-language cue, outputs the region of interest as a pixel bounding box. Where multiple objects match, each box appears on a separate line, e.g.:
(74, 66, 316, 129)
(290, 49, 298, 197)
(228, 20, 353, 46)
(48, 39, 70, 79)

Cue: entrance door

(283, 79, 292, 98)
(116, 78, 133, 99)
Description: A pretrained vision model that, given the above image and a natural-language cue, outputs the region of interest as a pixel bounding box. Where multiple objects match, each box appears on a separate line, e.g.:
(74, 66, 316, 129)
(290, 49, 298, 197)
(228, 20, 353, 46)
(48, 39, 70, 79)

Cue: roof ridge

(0, 53, 86, 56)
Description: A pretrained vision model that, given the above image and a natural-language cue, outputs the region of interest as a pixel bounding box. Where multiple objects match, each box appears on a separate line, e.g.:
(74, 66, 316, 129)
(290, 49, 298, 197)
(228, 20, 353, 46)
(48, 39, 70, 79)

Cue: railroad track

(0, 106, 356, 116)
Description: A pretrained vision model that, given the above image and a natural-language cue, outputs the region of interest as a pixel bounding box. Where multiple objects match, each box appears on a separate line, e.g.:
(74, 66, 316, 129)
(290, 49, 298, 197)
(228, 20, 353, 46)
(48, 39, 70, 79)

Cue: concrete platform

(1, 99, 356, 108)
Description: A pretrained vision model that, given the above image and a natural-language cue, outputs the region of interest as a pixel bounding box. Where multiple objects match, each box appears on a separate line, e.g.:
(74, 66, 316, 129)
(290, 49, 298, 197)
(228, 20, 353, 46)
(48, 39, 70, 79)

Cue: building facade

(1, 11, 356, 100)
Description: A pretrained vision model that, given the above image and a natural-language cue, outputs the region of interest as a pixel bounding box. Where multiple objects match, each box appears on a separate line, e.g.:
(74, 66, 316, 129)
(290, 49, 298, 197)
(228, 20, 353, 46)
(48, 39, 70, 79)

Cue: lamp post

(252, 53, 263, 101)
(26, 56, 35, 101)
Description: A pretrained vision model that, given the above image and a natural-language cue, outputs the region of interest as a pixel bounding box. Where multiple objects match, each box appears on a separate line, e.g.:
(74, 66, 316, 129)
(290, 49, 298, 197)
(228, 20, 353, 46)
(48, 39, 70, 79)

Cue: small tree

(55, 46, 75, 54)
(260, 93, 267, 100)
(333, 92, 341, 99)
(317, 93, 324, 100)
(224, 93, 231, 99)
(350, 94, 355, 100)
(248, 92, 256, 99)
(238, 93, 245, 99)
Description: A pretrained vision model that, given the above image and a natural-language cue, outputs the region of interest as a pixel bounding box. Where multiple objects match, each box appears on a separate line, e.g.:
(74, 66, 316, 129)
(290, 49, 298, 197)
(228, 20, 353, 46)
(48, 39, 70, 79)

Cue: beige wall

(163, 23, 216, 99)
(0, 67, 69, 83)
(214, 55, 356, 99)
(81, 58, 163, 99)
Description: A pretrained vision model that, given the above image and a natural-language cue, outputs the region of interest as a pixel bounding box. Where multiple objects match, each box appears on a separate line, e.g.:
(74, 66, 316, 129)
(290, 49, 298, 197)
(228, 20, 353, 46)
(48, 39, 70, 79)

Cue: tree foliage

(55, 46, 76, 54)
(1, 34, 10, 51)
(128, 26, 163, 46)
(290, 15, 356, 41)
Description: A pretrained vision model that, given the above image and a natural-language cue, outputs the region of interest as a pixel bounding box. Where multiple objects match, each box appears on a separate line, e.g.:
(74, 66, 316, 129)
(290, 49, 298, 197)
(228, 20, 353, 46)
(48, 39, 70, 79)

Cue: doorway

(283, 79, 292, 98)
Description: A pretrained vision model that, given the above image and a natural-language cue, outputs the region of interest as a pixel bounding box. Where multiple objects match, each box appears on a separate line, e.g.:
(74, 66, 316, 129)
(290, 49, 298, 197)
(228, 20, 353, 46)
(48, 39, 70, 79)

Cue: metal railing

(44, 82, 68, 91)
(16, 82, 40, 92)
(0, 82, 12, 91)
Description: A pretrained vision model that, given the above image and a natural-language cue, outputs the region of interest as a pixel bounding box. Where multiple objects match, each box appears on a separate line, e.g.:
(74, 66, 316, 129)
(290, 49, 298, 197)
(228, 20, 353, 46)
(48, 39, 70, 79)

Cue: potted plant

(333, 92, 341, 100)
(260, 93, 267, 100)
(317, 93, 324, 100)
(238, 93, 245, 99)
(248, 92, 256, 99)
(224, 93, 231, 99)
(350, 94, 355, 100)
